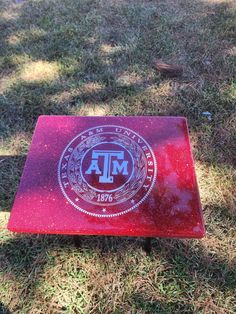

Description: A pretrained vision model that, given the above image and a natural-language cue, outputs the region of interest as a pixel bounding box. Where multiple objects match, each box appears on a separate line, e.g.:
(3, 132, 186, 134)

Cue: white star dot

(102, 208, 106, 212)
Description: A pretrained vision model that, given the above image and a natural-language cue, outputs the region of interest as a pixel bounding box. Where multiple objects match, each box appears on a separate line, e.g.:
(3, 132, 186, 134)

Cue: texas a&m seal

(58, 125, 157, 217)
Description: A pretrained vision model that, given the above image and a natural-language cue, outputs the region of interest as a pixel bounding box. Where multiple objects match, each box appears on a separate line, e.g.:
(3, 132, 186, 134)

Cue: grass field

(0, 0, 236, 313)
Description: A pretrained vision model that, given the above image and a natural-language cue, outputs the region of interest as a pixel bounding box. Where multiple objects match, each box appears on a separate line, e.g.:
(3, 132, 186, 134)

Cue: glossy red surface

(8, 116, 205, 238)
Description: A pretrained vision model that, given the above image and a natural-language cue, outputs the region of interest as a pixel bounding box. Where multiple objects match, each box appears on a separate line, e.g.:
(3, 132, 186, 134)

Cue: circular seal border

(58, 125, 157, 218)
(68, 133, 147, 207)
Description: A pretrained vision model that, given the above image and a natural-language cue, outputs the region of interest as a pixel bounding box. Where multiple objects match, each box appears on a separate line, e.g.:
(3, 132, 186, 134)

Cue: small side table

(8, 116, 205, 245)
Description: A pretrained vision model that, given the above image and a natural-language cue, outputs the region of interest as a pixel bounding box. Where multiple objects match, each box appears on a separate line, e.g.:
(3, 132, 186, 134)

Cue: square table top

(8, 116, 205, 238)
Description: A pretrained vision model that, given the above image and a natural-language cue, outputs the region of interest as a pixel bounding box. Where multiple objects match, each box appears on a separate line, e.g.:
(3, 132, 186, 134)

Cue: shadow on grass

(0, 301, 11, 314)
(1, 230, 235, 297)
(0, 234, 75, 311)
(154, 238, 236, 293)
(0, 155, 26, 212)
(0, 0, 235, 136)
(130, 293, 194, 313)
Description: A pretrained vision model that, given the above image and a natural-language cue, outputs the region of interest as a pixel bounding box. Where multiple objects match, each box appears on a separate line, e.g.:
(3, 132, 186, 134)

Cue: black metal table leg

(73, 235, 81, 248)
(143, 237, 152, 255)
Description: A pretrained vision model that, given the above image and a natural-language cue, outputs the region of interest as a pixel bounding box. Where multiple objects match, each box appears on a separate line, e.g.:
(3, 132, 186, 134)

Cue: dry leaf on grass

(153, 59, 184, 77)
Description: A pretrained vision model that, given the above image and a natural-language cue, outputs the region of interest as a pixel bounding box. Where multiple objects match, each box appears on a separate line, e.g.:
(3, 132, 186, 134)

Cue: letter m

(112, 160, 128, 175)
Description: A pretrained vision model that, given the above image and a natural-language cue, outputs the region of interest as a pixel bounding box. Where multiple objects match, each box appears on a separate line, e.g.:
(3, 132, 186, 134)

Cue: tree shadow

(0, 302, 11, 314)
(0, 233, 75, 312)
(152, 236, 236, 294)
(0, 155, 26, 212)
(0, 0, 235, 139)
(129, 293, 194, 313)
(80, 233, 236, 295)
(1, 230, 235, 311)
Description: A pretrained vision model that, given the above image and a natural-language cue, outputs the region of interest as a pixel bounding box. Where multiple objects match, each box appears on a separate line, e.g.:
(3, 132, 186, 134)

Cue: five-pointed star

(102, 208, 106, 212)
(131, 199, 135, 204)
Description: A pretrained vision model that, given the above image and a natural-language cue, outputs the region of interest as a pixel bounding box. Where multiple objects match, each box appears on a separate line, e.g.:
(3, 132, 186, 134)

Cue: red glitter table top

(7, 116, 205, 238)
